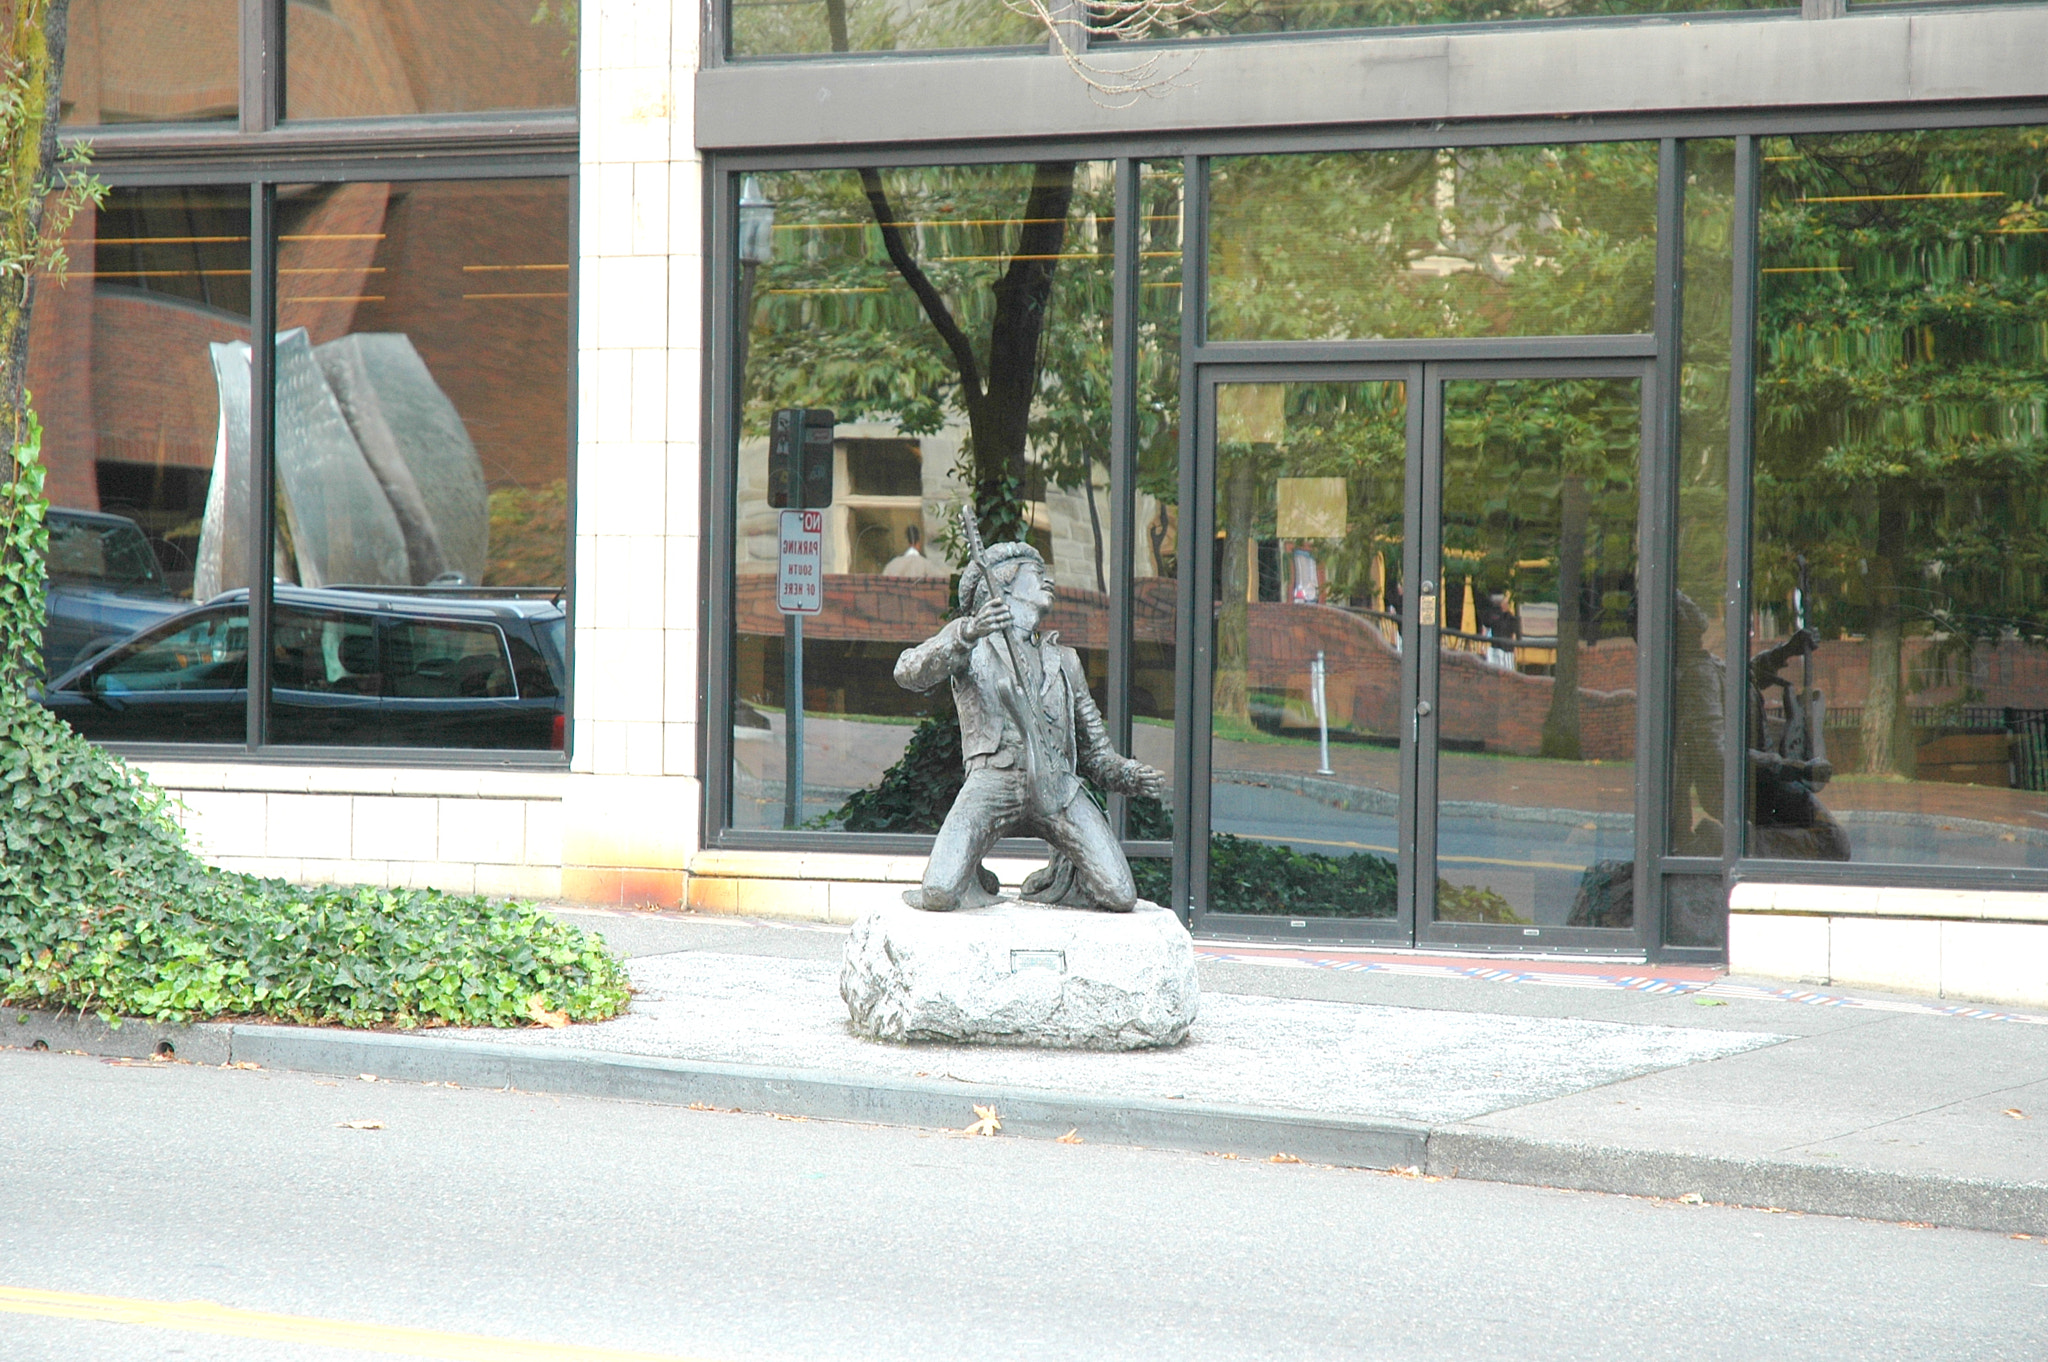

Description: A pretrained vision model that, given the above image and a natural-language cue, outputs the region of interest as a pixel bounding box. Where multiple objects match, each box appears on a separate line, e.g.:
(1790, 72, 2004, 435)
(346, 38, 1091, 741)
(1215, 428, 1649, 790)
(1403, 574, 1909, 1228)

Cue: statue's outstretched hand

(963, 596, 1014, 641)
(1128, 762, 1168, 801)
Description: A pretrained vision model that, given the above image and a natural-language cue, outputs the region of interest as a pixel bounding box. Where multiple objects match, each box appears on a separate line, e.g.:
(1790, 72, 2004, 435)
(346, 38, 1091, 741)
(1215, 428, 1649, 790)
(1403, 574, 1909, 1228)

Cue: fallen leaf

(1205, 1151, 1238, 1160)
(2011, 1234, 2034, 1240)
(1269, 1153, 1303, 1165)
(1677, 1192, 1705, 1205)
(963, 1105, 1001, 1137)
(688, 1102, 716, 1111)
(525, 995, 570, 1029)
(337, 1119, 384, 1131)
(357, 1074, 378, 1083)
(225, 1061, 261, 1070)
(2004, 1108, 2028, 1120)
(1694, 998, 1729, 1007)
(1056, 1128, 1083, 1144)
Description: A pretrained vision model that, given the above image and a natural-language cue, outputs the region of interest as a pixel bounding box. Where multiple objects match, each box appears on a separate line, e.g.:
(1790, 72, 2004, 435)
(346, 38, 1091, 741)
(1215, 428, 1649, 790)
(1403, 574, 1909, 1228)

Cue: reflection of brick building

(60, 0, 572, 124)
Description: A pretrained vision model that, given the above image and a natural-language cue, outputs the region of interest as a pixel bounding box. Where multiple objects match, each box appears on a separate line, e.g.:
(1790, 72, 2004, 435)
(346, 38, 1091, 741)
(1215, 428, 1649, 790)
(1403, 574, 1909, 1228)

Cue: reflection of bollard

(1312, 650, 1333, 775)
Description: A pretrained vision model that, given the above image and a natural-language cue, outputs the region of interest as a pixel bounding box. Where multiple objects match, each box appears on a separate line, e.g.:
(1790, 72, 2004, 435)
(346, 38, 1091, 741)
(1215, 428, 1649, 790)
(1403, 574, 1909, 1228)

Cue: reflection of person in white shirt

(882, 524, 945, 578)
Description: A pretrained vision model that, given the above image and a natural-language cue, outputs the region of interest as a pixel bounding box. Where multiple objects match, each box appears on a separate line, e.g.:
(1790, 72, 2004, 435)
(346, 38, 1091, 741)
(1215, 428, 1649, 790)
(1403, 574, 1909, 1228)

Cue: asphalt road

(3, 1048, 2045, 1362)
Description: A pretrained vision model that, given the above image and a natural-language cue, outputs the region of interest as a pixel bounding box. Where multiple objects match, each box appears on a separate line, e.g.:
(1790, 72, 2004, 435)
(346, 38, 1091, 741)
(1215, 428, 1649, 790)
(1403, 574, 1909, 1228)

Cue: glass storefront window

(1207, 143, 1660, 342)
(730, 0, 1040, 58)
(729, 161, 1115, 831)
(286, 0, 577, 120)
(1667, 138, 1736, 945)
(1128, 160, 1184, 854)
(1111, 0, 1782, 42)
(1749, 126, 2048, 871)
(28, 186, 251, 726)
(730, 0, 1789, 56)
(262, 177, 571, 749)
(60, 0, 239, 126)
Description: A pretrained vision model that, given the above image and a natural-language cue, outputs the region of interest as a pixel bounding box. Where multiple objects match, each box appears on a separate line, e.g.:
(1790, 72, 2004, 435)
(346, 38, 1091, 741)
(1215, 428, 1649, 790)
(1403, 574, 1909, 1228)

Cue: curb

(9, 1005, 2044, 1236)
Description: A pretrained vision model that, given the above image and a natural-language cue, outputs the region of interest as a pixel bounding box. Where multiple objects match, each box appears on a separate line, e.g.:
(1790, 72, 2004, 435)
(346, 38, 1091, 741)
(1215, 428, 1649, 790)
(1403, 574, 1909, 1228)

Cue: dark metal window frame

(703, 100, 2048, 952)
(50, 0, 579, 772)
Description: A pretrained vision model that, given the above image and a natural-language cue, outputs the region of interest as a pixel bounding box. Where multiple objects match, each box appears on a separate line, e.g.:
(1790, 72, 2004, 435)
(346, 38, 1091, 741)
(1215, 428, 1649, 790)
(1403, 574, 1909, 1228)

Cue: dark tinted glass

(1749, 127, 2048, 871)
(60, 0, 238, 126)
(42, 607, 250, 747)
(1209, 144, 1659, 342)
(286, 0, 577, 120)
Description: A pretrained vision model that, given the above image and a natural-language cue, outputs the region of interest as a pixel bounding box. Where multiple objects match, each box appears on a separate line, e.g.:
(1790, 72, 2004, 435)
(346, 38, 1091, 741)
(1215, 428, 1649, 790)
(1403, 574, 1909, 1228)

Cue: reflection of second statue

(1669, 594, 1849, 861)
(882, 524, 947, 578)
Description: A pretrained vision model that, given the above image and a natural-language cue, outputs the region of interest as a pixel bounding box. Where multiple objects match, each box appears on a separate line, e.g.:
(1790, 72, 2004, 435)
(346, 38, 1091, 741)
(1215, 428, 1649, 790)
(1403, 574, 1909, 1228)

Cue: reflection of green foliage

(743, 163, 1108, 542)
(1435, 880, 1528, 924)
(1754, 127, 2048, 770)
(1134, 833, 1398, 917)
(1168, 0, 1771, 39)
(486, 481, 567, 588)
(828, 709, 962, 833)
(1756, 127, 2048, 640)
(731, 0, 1777, 58)
(731, 0, 1038, 57)
(1208, 142, 1660, 343)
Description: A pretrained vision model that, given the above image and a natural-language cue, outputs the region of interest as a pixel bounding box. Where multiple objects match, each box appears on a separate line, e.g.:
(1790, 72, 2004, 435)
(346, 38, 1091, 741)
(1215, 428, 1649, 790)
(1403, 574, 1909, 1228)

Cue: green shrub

(1132, 833, 1399, 917)
(2, 433, 626, 1029)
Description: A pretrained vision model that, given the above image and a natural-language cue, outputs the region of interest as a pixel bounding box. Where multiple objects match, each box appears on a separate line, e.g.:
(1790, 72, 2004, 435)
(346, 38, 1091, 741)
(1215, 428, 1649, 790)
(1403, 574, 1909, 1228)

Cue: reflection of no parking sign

(777, 509, 823, 615)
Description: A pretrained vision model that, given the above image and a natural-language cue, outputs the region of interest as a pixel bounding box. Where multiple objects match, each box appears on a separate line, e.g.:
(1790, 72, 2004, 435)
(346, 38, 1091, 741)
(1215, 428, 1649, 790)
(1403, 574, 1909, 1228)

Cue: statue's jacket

(894, 618, 1145, 809)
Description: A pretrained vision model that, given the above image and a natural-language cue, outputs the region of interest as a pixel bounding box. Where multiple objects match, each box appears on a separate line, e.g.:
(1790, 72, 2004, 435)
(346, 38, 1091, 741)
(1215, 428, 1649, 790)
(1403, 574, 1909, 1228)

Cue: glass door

(1196, 372, 1419, 943)
(1191, 362, 1650, 952)
(1418, 367, 1648, 951)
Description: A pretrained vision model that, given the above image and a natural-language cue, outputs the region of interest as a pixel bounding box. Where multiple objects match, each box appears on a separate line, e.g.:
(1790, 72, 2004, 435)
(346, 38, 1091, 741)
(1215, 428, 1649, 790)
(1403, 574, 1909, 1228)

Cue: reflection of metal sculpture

(892, 510, 1165, 912)
(195, 331, 488, 600)
(1750, 627, 1851, 861)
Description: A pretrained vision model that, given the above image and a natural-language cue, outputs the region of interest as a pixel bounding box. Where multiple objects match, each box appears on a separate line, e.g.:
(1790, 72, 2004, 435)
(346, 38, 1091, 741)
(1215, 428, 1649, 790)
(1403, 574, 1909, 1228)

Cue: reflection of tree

(1756, 129, 2048, 777)
(1440, 379, 1641, 760)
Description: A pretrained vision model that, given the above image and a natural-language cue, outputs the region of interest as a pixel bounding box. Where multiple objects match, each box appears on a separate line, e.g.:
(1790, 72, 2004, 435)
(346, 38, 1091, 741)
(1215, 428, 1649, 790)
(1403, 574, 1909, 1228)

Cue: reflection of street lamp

(735, 178, 805, 826)
(734, 176, 775, 395)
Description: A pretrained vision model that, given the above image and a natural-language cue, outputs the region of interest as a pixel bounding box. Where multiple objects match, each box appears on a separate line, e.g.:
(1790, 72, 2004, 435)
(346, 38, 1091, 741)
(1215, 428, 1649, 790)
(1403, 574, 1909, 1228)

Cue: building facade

(33, 0, 2048, 1004)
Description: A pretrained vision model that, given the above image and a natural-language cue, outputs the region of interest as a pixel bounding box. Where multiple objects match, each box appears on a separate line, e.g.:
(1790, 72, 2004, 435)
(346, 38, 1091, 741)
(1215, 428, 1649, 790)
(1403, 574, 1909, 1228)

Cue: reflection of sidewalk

(28, 911, 2043, 1233)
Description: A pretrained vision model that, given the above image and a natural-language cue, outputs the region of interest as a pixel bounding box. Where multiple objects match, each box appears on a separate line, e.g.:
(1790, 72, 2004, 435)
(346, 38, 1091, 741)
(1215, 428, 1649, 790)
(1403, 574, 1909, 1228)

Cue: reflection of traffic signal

(768, 408, 835, 509)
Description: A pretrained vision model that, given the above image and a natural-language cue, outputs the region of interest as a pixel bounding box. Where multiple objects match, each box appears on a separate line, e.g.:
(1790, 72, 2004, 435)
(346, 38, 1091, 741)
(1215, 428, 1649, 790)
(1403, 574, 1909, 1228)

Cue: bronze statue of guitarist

(892, 515, 1164, 912)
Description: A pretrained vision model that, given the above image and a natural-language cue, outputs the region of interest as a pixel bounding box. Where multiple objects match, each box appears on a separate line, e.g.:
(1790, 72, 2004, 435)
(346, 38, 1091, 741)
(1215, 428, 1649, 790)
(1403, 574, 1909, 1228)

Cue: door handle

(1415, 700, 1432, 717)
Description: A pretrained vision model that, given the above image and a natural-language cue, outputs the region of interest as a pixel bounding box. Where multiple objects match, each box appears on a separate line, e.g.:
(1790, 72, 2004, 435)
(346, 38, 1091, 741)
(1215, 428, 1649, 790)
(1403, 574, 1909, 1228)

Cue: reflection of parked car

(42, 508, 187, 678)
(40, 587, 566, 751)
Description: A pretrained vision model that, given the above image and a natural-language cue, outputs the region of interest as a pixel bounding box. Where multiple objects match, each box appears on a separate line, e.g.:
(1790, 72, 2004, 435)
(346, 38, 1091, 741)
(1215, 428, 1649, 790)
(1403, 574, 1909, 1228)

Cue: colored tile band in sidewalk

(1193, 945, 2048, 1025)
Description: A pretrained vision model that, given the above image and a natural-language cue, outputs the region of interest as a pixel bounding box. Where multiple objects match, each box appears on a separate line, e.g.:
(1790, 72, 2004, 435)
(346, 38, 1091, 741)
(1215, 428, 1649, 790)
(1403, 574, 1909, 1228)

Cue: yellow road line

(0, 1287, 717, 1362)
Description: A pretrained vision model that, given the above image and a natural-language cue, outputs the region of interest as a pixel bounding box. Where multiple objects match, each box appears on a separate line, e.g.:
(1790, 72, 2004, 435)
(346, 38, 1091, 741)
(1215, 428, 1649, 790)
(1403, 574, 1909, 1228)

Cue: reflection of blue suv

(40, 587, 567, 751)
(42, 508, 187, 678)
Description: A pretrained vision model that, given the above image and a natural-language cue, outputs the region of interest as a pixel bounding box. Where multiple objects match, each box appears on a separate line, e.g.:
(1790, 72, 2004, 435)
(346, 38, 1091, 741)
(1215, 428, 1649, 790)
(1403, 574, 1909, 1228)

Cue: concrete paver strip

(437, 951, 1784, 1126)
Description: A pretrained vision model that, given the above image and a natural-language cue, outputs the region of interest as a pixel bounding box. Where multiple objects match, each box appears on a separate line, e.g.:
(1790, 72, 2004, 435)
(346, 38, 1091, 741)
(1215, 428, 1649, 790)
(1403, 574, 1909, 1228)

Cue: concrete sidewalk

(7, 908, 2045, 1235)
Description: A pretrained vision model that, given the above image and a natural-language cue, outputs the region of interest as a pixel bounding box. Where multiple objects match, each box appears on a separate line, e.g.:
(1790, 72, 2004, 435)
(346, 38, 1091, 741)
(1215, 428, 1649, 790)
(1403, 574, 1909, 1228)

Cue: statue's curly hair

(958, 540, 1047, 616)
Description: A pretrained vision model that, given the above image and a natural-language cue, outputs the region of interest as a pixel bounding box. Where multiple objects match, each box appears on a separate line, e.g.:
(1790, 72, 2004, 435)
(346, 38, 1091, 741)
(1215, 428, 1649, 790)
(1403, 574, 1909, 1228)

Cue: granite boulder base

(841, 900, 1199, 1050)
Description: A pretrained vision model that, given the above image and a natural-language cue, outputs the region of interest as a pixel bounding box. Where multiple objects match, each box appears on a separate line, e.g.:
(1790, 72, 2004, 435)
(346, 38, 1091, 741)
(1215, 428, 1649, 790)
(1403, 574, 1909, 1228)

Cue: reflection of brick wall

(24, 254, 97, 508)
(1247, 603, 1636, 760)
(90, 293, 245, 473)
(734, 580, 1637, 759)
(347, 181, 570, 491)
(60, 0, 239, 124)
(736, 576, 1113, 652)
(62, 0, 574, 125)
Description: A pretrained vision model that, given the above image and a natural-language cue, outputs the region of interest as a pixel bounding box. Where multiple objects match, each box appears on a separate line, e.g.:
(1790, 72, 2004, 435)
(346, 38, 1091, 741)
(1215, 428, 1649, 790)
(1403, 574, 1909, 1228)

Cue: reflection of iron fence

(2008, 709, 2048, 792)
